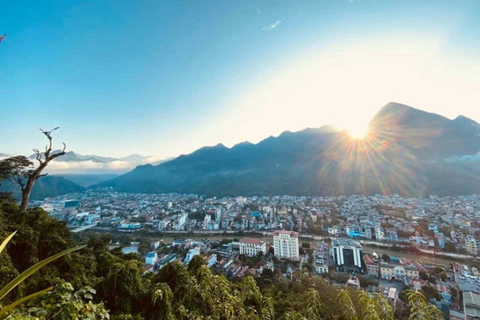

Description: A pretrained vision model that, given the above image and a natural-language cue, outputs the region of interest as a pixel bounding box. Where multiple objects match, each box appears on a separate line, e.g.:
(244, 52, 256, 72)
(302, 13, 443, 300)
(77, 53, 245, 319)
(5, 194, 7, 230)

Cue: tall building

(332, 239, 365, 273)
(374, 227, 385, 240)
(239, 238, 266, 257)
(466, 235, 477, 255)
(273, 230, 299, 260)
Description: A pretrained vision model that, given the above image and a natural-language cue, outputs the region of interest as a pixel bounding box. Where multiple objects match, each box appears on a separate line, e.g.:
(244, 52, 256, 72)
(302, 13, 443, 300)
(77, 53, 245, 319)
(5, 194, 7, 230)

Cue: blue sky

(1, 0, 479, 159)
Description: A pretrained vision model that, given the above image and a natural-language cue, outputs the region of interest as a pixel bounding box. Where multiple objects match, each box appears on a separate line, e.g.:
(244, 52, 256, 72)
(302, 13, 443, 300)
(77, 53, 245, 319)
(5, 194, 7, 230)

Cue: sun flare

(347, 125, 369, 140)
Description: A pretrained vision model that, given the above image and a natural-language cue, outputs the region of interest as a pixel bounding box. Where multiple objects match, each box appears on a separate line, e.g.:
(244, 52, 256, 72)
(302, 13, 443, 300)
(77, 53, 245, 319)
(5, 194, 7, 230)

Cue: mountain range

(96, 102, 480, 197)
(3, 102, 480, 199)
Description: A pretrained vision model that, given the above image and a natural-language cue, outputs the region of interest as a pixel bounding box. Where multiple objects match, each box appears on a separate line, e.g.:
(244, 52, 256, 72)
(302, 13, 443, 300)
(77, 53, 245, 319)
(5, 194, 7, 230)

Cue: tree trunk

(19, 165, 44, 211)
(19, 189, 30, 212)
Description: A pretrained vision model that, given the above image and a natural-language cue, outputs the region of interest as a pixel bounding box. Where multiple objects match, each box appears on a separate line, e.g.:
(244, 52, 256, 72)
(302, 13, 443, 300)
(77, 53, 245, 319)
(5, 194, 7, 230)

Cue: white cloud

(447, 152, 480, 163)
(262, 20, 283, 31)
(42, 154, 172, 174)
(44, 159, 137, 174)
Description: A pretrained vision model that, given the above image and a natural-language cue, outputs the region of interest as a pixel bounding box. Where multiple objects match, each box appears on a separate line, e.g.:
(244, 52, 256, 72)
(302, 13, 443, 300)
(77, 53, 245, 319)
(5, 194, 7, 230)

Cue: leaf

(0, 286, 52, 318)
(0, 231, 16, 255)
(0, 245, 85, 301)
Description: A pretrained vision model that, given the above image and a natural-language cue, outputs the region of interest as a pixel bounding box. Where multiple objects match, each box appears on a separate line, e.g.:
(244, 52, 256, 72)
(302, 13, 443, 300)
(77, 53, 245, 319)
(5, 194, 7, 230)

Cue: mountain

(96, 103, 480, 197)
(56, 174, 119, 187)
(0, 175, 85, 200)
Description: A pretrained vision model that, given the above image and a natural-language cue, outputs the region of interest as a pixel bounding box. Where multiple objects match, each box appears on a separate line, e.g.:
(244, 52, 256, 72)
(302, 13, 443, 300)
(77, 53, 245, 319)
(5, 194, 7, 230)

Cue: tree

(381, 254, 390, 262)
(96, 259, 146, 315)
(406, 289, 444, 320)
(0, 128, 66, 211)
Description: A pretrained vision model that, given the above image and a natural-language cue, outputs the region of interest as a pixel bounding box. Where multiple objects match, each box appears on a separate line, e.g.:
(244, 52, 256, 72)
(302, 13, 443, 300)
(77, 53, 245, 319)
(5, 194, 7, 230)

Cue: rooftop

(240, 237, 265, 245)
(332, 238, 362, 248)
(273, 230, 299, 237)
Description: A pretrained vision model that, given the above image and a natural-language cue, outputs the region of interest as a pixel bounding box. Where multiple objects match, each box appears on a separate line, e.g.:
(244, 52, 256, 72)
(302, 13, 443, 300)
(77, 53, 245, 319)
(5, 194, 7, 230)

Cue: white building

(273, 230, 299, 261)
(239, 238, 266, 257)
(176, 213, 188, 231)
(375, 227, 385, 240)
(145, 252, 158, 265)
(158, 219, 169, 231)
(184, 248, 200, 265)
(203, 214, 211, 230)
(466, 235, 477, 255)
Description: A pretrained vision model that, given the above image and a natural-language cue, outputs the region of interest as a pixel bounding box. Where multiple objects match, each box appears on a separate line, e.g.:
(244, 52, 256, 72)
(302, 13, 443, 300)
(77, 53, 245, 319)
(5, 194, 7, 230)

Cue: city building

(374, 227, 385, 240)
(466, 236, 478, 255)
(217, 243, 233, 257)
(363, 254, 379, 277)
(184, 248, 200, 265)
(204, 254, 217, 268)
(145, 252, 158, 265)
(463, 291, 480, 319)
(332, 239, 365, 273)
(380, 263, 395, 280)
(239, 238, 266, 257)
(273, 230, 299, 260)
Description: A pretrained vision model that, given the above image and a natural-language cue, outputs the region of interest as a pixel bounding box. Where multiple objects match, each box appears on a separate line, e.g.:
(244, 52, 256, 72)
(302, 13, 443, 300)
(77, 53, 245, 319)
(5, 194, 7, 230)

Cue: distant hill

(56, 174, 119, 187)
(96, 103, 480, 197)
(0, 175, 85, 200)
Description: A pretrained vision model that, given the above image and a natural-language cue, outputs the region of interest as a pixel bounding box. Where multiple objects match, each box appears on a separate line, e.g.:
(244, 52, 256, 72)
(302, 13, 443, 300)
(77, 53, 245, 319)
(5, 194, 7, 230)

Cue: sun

(347, 125, 369, 140)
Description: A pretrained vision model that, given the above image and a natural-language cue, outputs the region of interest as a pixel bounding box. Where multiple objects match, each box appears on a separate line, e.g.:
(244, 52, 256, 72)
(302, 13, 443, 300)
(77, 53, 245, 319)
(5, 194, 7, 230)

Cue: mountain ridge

(96, 102, 480, 197)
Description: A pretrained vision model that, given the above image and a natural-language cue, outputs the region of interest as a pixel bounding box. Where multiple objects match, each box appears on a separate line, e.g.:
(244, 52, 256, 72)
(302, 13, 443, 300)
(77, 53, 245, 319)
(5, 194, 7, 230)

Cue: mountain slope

(56, 174, 119, 187)
(97, 103, 480, 196)
(0, 175, 85, 200)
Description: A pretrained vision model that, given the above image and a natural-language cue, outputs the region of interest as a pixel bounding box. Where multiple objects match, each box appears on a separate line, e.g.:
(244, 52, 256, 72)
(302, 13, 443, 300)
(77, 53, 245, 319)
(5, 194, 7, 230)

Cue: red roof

(363, 254, 376, 265)
(273, 230, 299, 237)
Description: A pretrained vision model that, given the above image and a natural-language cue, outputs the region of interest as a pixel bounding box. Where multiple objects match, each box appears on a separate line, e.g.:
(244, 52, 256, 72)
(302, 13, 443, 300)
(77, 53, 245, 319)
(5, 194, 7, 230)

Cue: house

(364, 254, 379, 277)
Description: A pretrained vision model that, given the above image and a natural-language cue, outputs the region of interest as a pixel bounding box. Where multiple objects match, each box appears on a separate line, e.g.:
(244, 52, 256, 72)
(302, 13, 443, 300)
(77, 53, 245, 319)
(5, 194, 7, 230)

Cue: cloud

(0, 152, 172, 175)
(42, 155, 172, 174)
(262, 20, 283, 31)
(446, 151, 480, 164)
(44, 159, 136, 174)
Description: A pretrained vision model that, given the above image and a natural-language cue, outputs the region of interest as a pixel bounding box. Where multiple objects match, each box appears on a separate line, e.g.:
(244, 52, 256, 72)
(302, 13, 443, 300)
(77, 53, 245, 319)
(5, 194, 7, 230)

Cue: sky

(1, 0, 479, 160)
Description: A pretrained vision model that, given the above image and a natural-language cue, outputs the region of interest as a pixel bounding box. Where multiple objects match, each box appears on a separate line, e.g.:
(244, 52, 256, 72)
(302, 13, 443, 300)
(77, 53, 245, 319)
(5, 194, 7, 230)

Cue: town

(36, 189, 480, 320)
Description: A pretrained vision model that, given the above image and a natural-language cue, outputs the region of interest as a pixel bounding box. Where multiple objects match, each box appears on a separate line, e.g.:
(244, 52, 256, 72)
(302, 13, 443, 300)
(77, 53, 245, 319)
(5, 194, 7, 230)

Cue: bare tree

(0, 127, 67, 211)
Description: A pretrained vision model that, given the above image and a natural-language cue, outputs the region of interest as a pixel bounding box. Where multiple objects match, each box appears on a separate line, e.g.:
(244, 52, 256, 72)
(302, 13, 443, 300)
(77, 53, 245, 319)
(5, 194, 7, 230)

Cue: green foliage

(0, 231, 85, 319)
(96, 260, 145, 315)
(6, 282, 110, 319)
(406, 289, 444, 320)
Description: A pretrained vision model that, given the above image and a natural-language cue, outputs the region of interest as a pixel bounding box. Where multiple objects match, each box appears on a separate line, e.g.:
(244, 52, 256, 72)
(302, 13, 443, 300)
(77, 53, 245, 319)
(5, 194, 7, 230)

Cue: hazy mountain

(0, 176, 85, 200)
(56, 174, 119, 187)
(96, 103, 480, 197)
